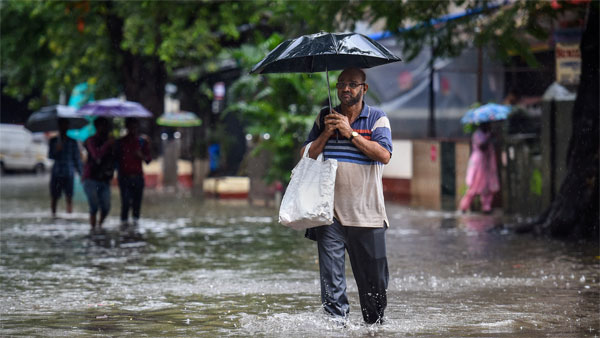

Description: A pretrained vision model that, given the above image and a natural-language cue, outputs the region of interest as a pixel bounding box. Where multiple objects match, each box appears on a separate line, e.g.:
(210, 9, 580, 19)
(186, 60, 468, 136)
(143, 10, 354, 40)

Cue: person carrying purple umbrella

(82, 117, 116, 232)
(459, 122, 499, 213)
(115, 118, 151, 230)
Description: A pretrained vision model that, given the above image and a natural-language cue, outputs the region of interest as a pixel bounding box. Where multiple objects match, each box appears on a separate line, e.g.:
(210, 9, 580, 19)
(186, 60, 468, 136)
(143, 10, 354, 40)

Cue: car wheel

(34, 163, 45, 175)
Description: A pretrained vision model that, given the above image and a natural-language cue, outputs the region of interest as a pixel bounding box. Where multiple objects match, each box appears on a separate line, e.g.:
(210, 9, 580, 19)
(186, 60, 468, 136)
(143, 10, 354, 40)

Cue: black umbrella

(250, 31, 402, 116)
(25, 105, 89, 132)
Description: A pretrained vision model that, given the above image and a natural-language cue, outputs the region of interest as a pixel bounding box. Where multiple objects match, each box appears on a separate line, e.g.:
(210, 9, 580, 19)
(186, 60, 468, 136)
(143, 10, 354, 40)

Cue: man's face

(126, 120, 139, 134)
(95, 119, 111, 136)
(337, 70, 367, 107)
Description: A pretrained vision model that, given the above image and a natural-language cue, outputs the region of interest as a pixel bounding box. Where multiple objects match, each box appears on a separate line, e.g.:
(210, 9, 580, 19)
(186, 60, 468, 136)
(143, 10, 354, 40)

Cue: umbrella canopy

(461, 103, 511, 124)
(25, 105, 89, 132)
(77, 98, 153, 118)
(157, 111, 202, 128)
(250, 32, 402, 74)
(250, 32, 402, 139)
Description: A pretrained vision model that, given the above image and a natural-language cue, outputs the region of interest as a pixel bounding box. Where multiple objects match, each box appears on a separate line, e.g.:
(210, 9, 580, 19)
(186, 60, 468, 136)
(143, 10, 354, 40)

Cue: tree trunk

(120, 53, 166, 152)
(536, 6, 599, 239)
(104, 4, 166, 150)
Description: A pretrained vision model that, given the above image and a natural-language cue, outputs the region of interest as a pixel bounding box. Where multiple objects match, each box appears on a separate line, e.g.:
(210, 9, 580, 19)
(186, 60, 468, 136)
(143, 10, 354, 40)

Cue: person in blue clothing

(301, 68, 393, 325)
(48, 118, 83, 217)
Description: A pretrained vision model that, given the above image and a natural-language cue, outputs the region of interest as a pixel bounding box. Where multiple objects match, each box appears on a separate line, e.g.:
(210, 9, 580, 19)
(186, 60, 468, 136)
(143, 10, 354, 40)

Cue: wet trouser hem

(118, 175, 144, 222)
(316, 219, 389, 323)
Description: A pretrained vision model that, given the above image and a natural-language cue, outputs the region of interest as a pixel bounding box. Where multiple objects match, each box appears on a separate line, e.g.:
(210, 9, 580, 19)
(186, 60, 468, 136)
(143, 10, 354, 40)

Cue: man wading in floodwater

(301, 68, 392, 324)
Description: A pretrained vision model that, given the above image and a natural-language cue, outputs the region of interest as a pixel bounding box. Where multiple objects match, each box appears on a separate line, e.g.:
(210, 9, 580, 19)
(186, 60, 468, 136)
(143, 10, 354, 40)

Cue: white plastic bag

(279, 142, 337, 230)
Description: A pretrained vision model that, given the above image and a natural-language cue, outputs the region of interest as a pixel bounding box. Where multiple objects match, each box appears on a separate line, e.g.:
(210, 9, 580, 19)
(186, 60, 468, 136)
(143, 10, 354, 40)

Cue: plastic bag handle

(303, 142, 324, 161)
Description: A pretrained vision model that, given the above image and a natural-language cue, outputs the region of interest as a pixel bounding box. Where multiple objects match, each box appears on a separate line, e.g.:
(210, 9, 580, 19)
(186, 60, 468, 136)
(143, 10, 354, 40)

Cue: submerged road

(1, 173, 598, 337)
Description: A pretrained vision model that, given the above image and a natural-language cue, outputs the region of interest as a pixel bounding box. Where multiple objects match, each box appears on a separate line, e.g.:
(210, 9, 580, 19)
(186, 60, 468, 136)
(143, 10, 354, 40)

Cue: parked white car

(0, 124, 52, 174)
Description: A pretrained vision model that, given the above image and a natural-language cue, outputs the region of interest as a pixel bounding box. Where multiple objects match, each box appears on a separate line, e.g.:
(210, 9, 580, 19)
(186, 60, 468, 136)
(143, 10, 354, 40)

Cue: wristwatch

(349, 131, 359, 141)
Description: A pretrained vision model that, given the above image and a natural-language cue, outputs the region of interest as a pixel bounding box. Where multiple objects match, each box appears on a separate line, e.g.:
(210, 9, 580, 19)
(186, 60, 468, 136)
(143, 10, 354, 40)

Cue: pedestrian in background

(301, 68, 392, 325)
(48, 118, 83, 218)
(82, 117, 115, 231)
(459, 122, 499, 213)
(116, 118, 151, 230)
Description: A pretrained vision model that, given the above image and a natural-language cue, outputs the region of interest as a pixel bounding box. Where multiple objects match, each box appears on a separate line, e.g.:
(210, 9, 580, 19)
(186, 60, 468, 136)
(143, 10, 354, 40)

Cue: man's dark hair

(93, 117, 109, 129)
(341, 68, 366, 82)
(357, 68, 366, 82)
(125, 117, 138, 129)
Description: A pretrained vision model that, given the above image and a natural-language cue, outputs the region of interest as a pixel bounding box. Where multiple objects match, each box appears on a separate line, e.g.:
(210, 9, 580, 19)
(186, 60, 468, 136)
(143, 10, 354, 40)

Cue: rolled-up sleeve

(371, 116, 393, 155)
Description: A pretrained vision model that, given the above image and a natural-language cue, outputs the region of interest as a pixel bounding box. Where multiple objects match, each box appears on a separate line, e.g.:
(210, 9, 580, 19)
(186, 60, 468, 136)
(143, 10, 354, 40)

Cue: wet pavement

(1, 173, 598, 337)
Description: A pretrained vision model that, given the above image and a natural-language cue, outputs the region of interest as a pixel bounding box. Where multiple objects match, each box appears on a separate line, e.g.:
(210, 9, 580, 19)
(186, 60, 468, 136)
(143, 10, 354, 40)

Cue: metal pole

(477, 46, 483, 103)
(550, 99, 556, 202)
(428, 57, 436, 138)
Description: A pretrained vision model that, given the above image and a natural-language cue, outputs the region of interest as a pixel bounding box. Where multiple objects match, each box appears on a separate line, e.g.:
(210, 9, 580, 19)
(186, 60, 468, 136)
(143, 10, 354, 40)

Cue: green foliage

(357, 0, 583, 67)
(1, 1, 121, 107)
(0, 0, 271, 110)
(116, 0, 267, 71)
(225, 36, 336, 184)
(0, 1, 51, 102)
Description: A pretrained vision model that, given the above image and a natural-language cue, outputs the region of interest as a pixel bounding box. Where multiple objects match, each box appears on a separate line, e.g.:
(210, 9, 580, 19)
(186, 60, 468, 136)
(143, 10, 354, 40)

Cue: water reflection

(0, 175, 598, 336)
(88, 226, 145, 248)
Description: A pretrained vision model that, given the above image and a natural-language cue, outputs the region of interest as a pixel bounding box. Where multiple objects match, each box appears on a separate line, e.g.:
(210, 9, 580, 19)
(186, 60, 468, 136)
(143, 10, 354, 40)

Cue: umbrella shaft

(325, 67, 339, 142)
(326, 67, 332, 113)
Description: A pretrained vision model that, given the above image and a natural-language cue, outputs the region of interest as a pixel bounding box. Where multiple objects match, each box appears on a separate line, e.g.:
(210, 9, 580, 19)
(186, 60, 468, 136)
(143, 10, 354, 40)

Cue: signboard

(555, 42, 581, 85)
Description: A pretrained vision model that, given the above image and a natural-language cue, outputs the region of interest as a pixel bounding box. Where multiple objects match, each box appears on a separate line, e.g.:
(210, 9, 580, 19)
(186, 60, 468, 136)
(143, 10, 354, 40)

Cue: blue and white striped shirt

(304, 103, 392, 228)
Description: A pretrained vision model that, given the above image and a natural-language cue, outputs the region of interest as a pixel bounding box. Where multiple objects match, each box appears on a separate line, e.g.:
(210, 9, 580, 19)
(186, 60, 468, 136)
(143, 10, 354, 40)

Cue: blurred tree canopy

(1, 0, 273, 114)
(1, 0, 589, 108)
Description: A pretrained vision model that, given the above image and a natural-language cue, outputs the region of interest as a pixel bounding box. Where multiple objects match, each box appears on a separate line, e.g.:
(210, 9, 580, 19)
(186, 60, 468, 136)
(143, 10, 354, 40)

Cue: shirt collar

(358, 101, 369, 119)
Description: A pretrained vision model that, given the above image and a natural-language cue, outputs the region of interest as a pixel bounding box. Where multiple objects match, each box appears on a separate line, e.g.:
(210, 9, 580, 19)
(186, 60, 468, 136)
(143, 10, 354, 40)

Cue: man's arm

(299, 110, 336, 159)
(86, 137, 114, 163)
(349, 132, 391, 164)
(48, 138, 57, 160)
(301, 127, 335, 159)
(140, 135, 152, 164)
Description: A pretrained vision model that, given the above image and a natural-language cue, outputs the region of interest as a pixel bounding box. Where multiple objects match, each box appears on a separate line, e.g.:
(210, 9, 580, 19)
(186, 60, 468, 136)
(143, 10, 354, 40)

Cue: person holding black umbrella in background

(48, 118, 83, 218)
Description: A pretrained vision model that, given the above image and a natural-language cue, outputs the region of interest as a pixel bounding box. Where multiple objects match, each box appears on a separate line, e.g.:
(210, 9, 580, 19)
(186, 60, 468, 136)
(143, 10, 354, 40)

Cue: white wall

(383, 140, 412, 179)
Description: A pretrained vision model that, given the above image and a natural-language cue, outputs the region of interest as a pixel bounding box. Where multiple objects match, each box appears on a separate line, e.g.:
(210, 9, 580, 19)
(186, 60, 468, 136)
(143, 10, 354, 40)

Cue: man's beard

(339, 91, 362, 106)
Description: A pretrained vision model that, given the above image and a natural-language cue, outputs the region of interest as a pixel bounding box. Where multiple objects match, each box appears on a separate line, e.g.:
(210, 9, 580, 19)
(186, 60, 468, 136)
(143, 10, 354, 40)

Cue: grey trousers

(315, 218, 389, 324)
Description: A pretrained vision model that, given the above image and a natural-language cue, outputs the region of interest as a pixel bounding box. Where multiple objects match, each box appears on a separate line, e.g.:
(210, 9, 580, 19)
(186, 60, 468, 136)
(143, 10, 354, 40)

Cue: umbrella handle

(325, 66, 339, 142)
(326, 67, 332, 113)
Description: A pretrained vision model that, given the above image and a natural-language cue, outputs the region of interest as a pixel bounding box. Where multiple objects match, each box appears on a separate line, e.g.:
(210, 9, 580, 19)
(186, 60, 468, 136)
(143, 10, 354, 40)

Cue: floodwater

(1, 174, 598, 337)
